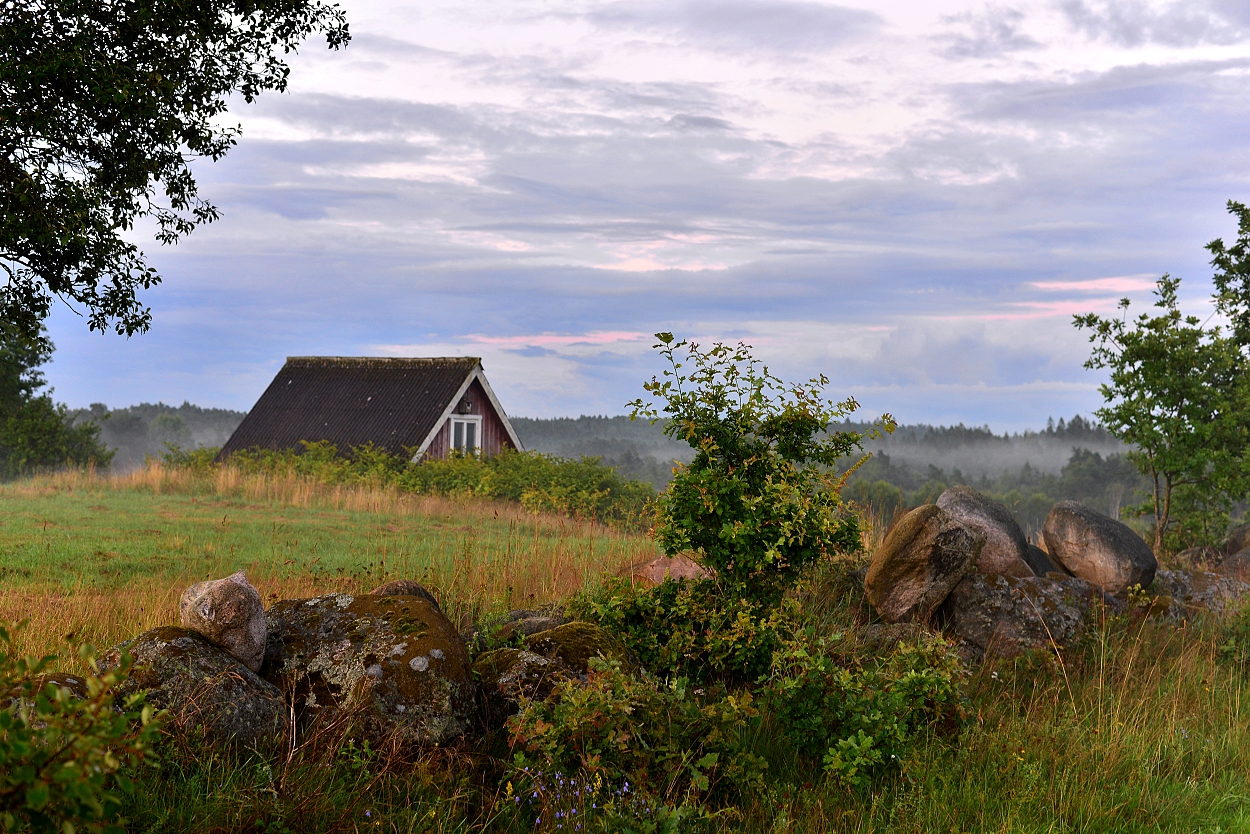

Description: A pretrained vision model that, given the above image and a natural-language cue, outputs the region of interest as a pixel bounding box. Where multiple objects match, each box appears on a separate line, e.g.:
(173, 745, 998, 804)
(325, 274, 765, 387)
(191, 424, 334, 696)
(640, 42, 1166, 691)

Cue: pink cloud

(1030, 275, 1157, 293)
(466, 331, 649, 347)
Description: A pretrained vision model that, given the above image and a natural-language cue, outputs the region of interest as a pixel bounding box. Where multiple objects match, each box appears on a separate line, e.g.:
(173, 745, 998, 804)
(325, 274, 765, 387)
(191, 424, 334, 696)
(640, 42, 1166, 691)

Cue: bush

(506, 658, 767, 808)
(0, 623, 160, 833)
(628, 334, 892, 603)
(570, 577, 787, 684)
(195, 442, 654, 527)
(762, 630, 967, 787)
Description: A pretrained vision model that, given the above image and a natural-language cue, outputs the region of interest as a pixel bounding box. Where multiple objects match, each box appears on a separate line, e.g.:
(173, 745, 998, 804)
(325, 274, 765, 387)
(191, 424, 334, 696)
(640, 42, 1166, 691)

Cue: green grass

(5, 468, 1250, 832)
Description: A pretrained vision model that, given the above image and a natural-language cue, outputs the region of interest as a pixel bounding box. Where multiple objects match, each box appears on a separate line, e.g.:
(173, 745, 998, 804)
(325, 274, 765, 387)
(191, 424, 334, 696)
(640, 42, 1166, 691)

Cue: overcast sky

(44, 0, 1250, 429)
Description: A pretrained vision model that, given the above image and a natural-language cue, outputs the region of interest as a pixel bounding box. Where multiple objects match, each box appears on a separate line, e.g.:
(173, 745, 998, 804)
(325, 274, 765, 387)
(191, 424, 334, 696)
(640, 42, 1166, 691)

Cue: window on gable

(451, 416, 482, 455)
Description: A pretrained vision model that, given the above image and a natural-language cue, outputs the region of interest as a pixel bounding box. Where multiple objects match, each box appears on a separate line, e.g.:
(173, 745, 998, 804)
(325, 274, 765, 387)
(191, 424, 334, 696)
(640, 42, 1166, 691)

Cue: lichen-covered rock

(1043, 501, 1157, 594)
(865, 505, 983, 623)
(369, 580, 441, 611)
(936, 486, 1033, 576)
(523, 622, 629, 673)
(473, 648, 576, 722)
(1150, 570, 1249, 617)
(939, 573, 1110, 660)
(261, 593, 472, 745)
(100, 627, 287, 748)
(629, 555, 713, 587)
(179, 571, 266, 672)
(492, 610, 569, 642)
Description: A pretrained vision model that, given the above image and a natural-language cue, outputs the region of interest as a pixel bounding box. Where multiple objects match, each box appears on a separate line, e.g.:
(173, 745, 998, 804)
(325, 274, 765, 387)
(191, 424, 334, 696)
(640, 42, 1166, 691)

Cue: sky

(44, 0, 1250, 429)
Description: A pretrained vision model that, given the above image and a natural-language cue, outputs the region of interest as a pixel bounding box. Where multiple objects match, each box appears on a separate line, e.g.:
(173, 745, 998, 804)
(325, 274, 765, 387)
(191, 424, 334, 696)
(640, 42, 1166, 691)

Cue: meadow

(3, 466, 1250, 833)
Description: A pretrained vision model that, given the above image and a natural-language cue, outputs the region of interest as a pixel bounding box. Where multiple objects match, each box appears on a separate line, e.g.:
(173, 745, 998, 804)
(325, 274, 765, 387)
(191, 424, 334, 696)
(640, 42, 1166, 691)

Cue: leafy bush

(762, 630, 967, 787)
(628, 334, 892, 603)
(0, 624, 160, 833)
(506, 659, 767, 807)
(570, 577, 787, 684)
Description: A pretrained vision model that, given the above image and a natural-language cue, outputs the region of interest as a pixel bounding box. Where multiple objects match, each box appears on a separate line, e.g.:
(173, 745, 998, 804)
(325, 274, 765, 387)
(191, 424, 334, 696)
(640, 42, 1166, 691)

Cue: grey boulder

(262, 593, 473, 745)
(865, 504, 983, 623)
(100, 627, 287, 749)
(936, 486, 1033, 577)
(1151, 570, 1249, 617)
(179, 571, 266, 672)
(369, 579, 441, 611)
(940, 573, 1111, 660)
(1225, 524, 1250, 558)
(1043, 501, 1157, 594)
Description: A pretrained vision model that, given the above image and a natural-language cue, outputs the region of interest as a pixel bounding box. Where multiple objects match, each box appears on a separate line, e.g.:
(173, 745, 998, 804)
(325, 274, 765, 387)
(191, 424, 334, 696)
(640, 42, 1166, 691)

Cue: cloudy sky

(45, 0, 1250, 429)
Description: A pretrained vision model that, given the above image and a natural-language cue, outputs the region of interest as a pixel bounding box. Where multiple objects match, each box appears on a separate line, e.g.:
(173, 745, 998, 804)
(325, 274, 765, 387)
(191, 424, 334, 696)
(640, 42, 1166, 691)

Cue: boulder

(939, 573, 1111, 660)
(629, 554, 713, 587)
(493, 609, 569, 642)
(935, 486, 1033, 577)
(1225, 524, 1250, 557)
(864, 505, 983, 624)
(1042, 501, 1157, 594)
(523, 622, 630, 673)
(179, 571, 266, 672)
(1024, 543, 1067, 576)
(1151, 570, 1250, 616)
(369, 579, 441, 611)
(1219, 548, 1250, 580)
(473, 648, 575, 722)
(261, 593, 473, 745)
(100, 627, 287, 749)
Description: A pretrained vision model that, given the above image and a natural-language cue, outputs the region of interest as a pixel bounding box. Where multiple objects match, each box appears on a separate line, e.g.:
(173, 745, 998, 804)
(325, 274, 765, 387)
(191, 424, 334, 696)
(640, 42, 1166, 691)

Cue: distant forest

(70, 404, 1155, 533)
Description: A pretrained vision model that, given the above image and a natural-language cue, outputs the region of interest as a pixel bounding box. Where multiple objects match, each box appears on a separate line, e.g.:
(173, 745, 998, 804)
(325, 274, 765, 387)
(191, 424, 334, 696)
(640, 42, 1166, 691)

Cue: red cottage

(218, 357, 522, 461)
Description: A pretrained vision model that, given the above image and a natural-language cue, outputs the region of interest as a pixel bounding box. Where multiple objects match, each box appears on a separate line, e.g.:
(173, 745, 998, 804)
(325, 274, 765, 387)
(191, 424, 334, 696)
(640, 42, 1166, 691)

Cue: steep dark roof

(219, 356, 481, 458)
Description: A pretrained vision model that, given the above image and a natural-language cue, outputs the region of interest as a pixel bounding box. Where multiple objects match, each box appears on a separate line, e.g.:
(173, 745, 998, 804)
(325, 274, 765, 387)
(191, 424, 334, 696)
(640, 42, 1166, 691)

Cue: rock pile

(860, 487, 1219, 660)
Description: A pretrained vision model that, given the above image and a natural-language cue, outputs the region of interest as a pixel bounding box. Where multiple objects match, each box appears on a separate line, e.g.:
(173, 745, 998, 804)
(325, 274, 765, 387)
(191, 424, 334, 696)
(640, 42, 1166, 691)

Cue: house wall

(421, 378, 516, 460)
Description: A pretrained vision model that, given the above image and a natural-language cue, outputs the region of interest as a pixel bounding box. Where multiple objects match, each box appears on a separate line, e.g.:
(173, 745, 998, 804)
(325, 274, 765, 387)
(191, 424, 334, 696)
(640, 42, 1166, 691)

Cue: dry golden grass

(0, 464, 660, 661)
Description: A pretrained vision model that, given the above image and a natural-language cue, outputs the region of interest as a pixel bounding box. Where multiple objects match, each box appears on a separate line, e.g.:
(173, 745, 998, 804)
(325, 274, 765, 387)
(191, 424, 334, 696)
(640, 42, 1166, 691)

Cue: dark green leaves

(0, 0, 350, 340)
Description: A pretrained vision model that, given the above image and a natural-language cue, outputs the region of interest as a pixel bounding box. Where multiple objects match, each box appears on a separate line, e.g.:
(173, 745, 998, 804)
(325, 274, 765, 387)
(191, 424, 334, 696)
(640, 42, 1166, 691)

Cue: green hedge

(164, 441, 655, 527)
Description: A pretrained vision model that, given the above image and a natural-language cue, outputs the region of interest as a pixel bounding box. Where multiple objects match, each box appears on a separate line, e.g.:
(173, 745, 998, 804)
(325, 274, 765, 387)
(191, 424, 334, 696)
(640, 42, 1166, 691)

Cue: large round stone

(936, 486, 1033, 576)
(100, 627, 287, 749)
(865, 504, 983, 624)
(179, 571, 266, 672)
(261, 593, 473, 745)
(1043, 501, 1157, 594)
(939, 573, 1110, 660)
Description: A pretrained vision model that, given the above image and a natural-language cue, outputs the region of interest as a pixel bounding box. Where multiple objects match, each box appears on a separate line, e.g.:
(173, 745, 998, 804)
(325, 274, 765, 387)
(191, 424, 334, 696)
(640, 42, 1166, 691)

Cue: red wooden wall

(420, 378, 516, 460)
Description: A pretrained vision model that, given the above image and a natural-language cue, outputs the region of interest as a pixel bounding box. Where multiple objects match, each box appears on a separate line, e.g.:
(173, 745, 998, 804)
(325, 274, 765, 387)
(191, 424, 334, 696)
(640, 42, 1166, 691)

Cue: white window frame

(449, 415, 483, 455)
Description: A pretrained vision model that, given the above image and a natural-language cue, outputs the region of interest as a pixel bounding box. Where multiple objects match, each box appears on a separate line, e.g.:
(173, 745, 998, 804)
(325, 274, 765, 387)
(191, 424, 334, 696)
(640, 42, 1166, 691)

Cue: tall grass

(0, 464, 660, 660)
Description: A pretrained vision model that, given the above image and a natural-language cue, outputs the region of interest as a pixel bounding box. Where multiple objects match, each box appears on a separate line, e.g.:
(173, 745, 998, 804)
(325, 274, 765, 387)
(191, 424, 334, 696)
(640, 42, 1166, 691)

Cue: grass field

(0, 464, 659, 660)
(5, 467, 1250, 833)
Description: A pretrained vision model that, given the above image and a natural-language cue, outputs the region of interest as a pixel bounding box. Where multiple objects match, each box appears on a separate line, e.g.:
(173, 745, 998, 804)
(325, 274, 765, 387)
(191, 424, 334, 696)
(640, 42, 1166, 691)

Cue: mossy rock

(100, 626, 287, 750)
(522, 621, 629, 673)
(262, 593, 472, 745)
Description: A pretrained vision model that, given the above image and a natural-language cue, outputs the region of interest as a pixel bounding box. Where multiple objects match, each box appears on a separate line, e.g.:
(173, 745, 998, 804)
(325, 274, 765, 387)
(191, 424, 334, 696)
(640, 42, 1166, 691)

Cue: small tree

(628, 334, 894, 601)
(1075, 202, 1250, 552)
(0, 322, 112, 478)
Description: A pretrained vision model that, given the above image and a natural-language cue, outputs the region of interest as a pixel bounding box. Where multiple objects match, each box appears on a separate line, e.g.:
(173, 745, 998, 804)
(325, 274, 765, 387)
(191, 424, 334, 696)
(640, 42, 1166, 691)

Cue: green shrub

(506, 658, 766, 808)
(0, 623, 160, 833)
(762, 630, 967, 787)
(202, 442, 654, 526)
(628, 334, 892, 603)
(570, 577, 787, 684)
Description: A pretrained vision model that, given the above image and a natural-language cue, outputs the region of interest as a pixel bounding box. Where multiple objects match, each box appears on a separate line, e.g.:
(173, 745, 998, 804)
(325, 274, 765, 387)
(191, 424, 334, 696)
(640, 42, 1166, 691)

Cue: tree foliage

(0, 0, 349, 343)
(1075, 201, 1250, 552)
(628, 334, 894, 601)
(0, 323, 112, 479)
